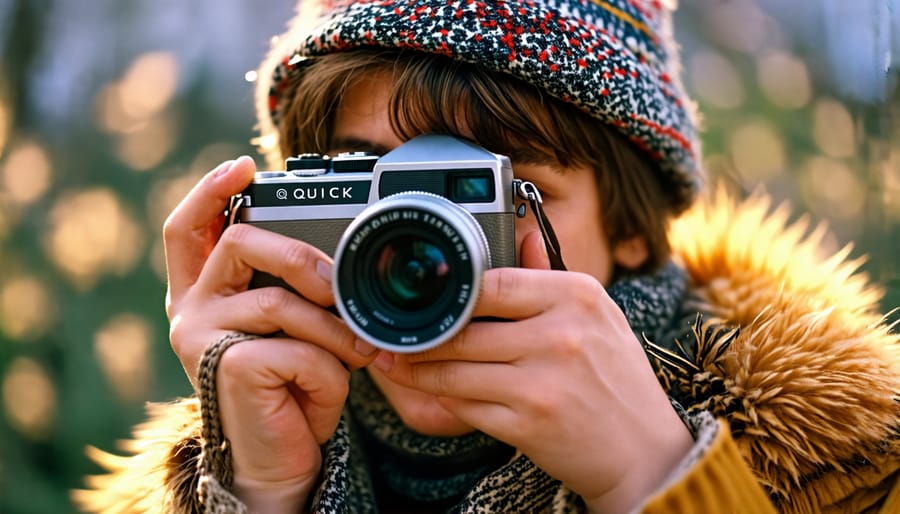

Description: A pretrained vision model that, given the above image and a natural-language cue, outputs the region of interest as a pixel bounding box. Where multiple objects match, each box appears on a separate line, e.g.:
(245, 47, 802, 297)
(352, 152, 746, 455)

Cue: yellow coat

(74, 190, 900, 513)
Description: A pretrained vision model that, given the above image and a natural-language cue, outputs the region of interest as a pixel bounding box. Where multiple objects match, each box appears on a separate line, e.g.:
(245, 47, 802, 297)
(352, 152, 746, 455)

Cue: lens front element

(333, 192, 490, 353)
(377, 237, 449, 311)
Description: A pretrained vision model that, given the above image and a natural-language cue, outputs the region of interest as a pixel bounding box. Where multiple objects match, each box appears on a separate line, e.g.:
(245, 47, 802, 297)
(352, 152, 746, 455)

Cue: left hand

(373, 231, 693, 513)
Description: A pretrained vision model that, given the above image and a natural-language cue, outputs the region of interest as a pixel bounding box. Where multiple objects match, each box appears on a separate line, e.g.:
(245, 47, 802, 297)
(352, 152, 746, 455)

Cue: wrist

(583, 413, 694, 514)
(232, 474, 316, 514)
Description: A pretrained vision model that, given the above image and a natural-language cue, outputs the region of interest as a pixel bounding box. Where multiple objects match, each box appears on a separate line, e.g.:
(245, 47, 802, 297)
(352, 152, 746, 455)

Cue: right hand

(163, 157, 379, 512)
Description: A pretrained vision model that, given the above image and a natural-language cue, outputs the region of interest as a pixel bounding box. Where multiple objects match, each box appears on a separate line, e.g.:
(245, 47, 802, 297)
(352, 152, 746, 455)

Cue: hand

(373, 231, 693, 513)
(163, 157, 378, 512)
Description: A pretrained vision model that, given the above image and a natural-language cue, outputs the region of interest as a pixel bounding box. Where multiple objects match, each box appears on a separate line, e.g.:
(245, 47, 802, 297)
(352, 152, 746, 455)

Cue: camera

(230, 134, 518, 353)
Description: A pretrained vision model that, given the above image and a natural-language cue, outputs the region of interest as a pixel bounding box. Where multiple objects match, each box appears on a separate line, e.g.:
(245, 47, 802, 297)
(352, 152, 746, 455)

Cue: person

(76, 0, 900, 512)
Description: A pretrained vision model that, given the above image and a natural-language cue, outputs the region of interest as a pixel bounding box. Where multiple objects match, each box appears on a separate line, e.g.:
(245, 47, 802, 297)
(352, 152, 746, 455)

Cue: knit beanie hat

(255, 0, 703, 212)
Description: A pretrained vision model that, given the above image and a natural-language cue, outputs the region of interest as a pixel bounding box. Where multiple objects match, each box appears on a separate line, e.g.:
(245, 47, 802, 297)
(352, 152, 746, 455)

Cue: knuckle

(255, 286, 293, 317)
(486, 267, 518, 304)
(217, 342, 251, 379)
(219, 223, 253, 250)
(281, 239, 313, 273)
(168, 316, 187, 355)
(523, 386, 560, 418)
(445, 329, 470, 358)
(161, 213, 180, 241)
(432, 364, 458, 395)
(554, 326, 586, 360)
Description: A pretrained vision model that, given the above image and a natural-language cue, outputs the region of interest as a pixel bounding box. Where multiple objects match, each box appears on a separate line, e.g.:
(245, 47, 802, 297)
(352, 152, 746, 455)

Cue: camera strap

(516, 181, 567, 271)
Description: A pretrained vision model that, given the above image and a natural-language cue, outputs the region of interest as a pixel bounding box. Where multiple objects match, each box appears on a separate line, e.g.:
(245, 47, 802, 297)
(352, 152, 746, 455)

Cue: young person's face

(329, 72, 647, 436)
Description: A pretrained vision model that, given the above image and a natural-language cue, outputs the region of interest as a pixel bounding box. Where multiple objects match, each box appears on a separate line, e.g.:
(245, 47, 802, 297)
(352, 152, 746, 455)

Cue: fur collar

(654, 186, 900, 511)
(73, 189, 900, 513)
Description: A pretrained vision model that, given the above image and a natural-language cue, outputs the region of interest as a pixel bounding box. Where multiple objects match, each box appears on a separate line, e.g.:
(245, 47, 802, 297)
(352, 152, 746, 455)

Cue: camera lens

(376, 237, 449, 311)
(333, 192, 491, 353)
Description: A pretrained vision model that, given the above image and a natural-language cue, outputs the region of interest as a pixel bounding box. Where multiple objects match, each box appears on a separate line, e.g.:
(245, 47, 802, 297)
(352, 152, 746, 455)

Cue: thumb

(519, 231, 552, 270)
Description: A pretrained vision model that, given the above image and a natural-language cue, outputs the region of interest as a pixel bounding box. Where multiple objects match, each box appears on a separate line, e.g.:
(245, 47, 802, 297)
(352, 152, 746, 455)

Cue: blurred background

(0, 0, 897, 512)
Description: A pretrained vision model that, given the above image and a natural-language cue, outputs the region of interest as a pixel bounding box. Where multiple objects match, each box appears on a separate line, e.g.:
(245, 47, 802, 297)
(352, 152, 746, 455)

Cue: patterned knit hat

(256, 0, 703, 212)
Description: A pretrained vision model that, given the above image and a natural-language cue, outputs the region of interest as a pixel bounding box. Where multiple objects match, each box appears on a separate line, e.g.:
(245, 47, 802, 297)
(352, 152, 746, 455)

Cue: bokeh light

(119, 52, 179, 120)
(800, 156, 866, 220)
(93, 313, 153, 401)
(43, 188, 146, 289)
(757, 51, 813, 109)
(728, 118, 786, 181)
(94, 51, 179, 135)
(812, 98, 857, 158)
(702, 1, 775, 54)
(1, 138, 53, 206)
(116, 114, 177, 171)
(688, 49, 746, 109)
(2, 357, 56, 440)
(0, 275, 57, 341)
(0, 86, 10, 157)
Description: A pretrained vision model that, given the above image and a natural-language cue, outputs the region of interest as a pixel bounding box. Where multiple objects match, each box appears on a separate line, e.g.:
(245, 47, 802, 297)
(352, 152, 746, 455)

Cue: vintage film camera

(229, 134, 518, 352)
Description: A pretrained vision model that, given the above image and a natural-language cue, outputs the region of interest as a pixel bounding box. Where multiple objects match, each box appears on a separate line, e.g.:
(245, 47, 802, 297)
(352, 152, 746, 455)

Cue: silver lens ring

(333, 191, 491, 353)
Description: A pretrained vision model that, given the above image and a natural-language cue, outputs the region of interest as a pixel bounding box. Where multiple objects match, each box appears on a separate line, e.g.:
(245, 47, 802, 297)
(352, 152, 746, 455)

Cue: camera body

(231, 134, 518, 352)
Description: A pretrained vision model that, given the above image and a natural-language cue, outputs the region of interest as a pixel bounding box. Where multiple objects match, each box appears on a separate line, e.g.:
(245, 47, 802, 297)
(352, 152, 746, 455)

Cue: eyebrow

(328, 136, 393, 156)
(506, 148, 569, 174)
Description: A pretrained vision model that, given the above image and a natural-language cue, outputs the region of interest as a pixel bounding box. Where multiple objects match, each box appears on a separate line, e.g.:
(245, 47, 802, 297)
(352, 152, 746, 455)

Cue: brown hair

(274, 49, 677, 275)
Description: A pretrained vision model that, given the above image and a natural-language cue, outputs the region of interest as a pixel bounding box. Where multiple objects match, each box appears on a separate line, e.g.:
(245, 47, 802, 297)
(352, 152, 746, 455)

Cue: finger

(211, 287, 377, 369)
(473, 267, 597, 320)
(197, 223, 334, 307)
(402, 319, 526, 364)
(377, 358, 518, 404)
(164, 156, 257, 301)
(218, 337, 349, 448)
(519, 230, 551, 270)
(436, 396, 519, 443)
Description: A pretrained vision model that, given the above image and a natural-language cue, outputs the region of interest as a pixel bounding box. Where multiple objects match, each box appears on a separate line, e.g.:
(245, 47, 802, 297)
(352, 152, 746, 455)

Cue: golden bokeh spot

(2, 357, 56, 440)
(0, 87, 10, 157)
(800, 156, 866, 221)
(688, 49, 746, 110)
(729, 119, 785, 181)
(0, 275, 56, 341)
(116, 114, 176, 172)
(812, 98, 857, 158)
(1, 139, 53, 206)
(93, 313, 153, 401)
(93, 51, 178, 135)
(44, 188, 146, 290)
(119, 52, 179, 122)
(757, 51, 812, 109)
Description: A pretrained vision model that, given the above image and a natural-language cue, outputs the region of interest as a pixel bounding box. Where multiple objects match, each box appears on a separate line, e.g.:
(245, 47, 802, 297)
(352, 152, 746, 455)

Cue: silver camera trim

(332, 191, 490, 353)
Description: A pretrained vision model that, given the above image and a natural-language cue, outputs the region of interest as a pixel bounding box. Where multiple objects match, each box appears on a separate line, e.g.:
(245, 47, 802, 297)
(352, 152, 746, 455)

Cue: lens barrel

(333, 192, 490, 352)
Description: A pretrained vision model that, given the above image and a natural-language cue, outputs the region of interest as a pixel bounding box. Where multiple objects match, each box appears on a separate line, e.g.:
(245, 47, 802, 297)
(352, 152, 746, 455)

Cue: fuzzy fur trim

(73, 398, 203, 514)
(660, 186, 900, 510)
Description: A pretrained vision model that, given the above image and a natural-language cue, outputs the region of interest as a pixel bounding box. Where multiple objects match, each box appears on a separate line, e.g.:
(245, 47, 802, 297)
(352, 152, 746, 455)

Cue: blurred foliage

(0, 0, 897, 512)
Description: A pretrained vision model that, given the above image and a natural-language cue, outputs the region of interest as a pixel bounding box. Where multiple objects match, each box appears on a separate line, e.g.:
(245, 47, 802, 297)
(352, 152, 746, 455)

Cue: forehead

(330, 72, 404, 154)
(328, 65, 559, 166)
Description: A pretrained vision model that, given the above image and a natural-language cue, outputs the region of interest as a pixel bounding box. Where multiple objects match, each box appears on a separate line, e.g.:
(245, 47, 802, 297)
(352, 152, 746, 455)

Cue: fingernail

(316, 260, 332, 283)
(373, 351, 394, 372)
(355, 338, 377, 356)
(214, 159, 236, 178)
